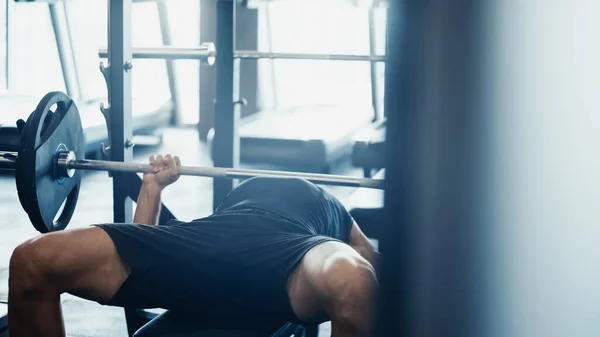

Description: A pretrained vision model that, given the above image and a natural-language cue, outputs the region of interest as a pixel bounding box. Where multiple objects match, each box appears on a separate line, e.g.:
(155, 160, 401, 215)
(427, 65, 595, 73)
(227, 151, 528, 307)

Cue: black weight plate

(15, 92, 84, 233)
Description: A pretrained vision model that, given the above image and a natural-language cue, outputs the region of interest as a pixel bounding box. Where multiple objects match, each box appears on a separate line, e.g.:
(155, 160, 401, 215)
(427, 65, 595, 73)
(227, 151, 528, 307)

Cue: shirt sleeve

(318, 187, 354, 243)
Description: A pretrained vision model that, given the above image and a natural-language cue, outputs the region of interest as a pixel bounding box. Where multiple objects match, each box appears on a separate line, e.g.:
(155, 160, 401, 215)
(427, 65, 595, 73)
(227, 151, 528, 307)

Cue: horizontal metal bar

(98, 43, 216, 65)
(65, 159, 385, 189)
(98, 46, 385, 63)
(0, 151, 384, 188)
(234, 50, 386, 62)
(244, 0, 390, 9)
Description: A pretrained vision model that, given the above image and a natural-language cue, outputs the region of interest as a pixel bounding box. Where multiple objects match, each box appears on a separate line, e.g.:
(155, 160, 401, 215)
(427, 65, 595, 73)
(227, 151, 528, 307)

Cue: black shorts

(93, 209, 336, 326)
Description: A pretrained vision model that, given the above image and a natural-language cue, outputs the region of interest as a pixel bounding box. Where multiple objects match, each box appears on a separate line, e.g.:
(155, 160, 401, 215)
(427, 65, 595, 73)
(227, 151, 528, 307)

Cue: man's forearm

(133, 182, 163, 225)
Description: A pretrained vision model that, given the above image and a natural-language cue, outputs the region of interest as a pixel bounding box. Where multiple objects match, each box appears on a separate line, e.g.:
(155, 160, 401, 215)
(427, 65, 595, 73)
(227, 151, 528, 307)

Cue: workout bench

(133, 310, 318, 337)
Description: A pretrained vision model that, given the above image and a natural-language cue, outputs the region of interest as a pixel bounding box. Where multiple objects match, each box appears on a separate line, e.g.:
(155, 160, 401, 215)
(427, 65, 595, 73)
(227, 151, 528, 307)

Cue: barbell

(97, 43, 386, 63)
(1, 92, 385, 234)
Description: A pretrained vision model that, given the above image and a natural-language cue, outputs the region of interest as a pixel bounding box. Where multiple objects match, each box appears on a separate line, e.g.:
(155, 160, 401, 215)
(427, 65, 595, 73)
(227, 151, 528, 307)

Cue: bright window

(256, 2, 386, 117)
(65, 0, 170, 108)
(0, 1, 6, 92)
(9, 2, 65, 96)
(165, 0, 200, 125)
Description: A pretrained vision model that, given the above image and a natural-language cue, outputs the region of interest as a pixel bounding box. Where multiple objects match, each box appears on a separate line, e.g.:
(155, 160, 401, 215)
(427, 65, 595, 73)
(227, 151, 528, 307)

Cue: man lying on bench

(8, 154, 379, 337)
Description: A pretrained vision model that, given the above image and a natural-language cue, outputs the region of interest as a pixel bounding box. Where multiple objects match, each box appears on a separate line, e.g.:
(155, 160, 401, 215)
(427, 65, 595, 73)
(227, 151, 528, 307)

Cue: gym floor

(0, 128, 359, 336)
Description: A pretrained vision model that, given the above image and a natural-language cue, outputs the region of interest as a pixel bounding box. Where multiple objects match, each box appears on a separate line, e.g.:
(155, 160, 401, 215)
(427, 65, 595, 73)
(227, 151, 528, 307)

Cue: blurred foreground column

(381, 1, 600, 337)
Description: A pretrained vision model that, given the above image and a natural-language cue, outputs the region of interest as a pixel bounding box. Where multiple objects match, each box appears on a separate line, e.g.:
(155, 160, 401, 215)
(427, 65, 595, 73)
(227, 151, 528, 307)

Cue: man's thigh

(23, 226, 130, 302)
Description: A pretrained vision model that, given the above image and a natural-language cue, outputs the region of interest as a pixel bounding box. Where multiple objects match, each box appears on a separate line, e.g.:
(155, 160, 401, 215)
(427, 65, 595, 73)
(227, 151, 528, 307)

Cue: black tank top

(215, 177, 353, 242)
(184, 177, 353, 324)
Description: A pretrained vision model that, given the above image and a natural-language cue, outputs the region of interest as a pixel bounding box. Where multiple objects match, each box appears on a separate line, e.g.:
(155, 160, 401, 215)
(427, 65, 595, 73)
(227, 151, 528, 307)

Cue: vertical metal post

(213, 0, 239, 210)
(156, 0, 180, 126)
(198, 0, 217, 141)
(368, 8, 380, 121)
(107, 0, 133, 222)
(106, 0, 136, 334)
(264, 3, 278, 107)
(236, 5, 258, 118)
(4, 0, 8, 90)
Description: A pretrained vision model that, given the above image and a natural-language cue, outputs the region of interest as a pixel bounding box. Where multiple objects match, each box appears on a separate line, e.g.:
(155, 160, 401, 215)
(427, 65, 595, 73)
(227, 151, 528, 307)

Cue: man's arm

(349, 220, 380, 269)
(321, 253, 378, 337)
(133, 154, 180, 225)
(133, 182, 163, 225)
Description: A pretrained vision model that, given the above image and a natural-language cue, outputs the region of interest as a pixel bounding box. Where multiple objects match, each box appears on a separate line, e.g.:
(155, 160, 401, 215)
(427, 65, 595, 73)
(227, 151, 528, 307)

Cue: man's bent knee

(9, 227, 130, 302)
(9, 239, 53, 296)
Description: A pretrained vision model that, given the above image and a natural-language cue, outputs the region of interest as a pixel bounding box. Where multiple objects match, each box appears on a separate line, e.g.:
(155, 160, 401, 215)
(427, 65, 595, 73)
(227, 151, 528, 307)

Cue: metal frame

(235, 5, 259, 118)
(99, 47, 386, 64)
(101, 1, 194, 334)
(368, 7, 380, 121)
(4, 0, 8, 90)
(99, 44, 216, 62)
(213, 0, 240, 209)
(104, 1, 179, 334)
(263, 2, 278, 107)
(198, 0, 217, 141)
(209, 1, 388, 208)
(104, 0, 138, 334)
(235, 50, 386, 62)
(105, 0, 133, 224)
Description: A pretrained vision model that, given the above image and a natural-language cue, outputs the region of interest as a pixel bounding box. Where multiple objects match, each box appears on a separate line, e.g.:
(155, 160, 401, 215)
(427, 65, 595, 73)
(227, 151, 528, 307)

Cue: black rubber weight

(15, 91, 85, 233)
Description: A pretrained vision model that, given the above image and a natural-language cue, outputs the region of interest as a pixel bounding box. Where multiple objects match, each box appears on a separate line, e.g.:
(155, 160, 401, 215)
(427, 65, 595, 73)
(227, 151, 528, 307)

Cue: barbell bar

(2, 150, 385, 189)
(98, 45, 386, 63)
(61, 152, 385, 189)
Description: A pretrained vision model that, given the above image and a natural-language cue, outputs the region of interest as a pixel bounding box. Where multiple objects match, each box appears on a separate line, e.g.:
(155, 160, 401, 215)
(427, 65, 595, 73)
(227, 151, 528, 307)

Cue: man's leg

(8, 226, 130, 337)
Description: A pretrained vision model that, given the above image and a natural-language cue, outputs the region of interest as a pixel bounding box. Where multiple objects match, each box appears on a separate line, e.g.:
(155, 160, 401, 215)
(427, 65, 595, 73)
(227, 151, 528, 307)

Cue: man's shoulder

(319, 250, 377, 297)
(318, 250, 377, 336)
(301, 243, 376, 302)
(289, 243, 377, 329)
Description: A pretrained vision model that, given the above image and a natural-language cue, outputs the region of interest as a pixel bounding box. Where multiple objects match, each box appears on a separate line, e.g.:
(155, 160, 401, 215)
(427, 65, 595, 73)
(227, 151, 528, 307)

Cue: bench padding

(133, 310, 307, 337)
